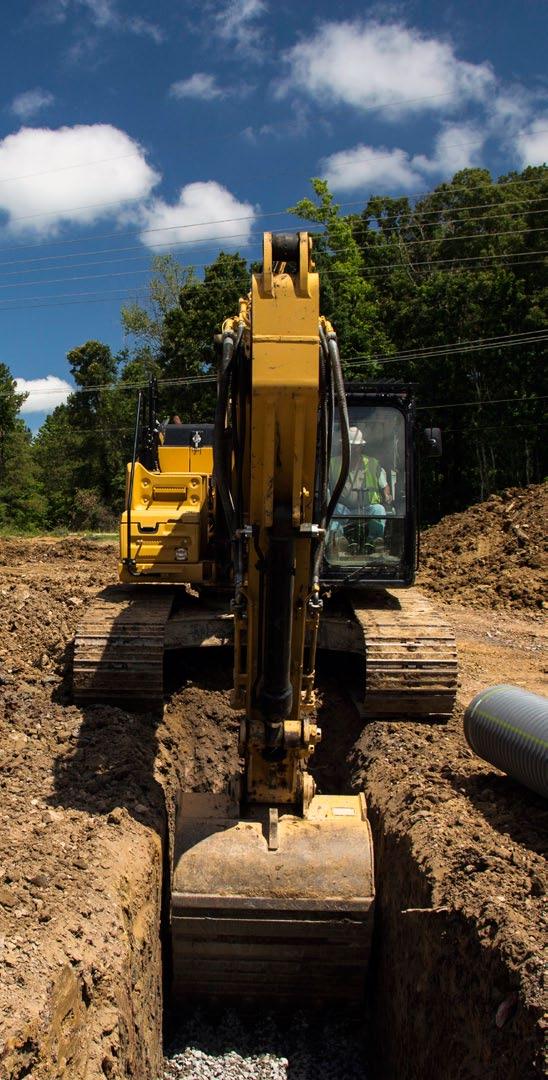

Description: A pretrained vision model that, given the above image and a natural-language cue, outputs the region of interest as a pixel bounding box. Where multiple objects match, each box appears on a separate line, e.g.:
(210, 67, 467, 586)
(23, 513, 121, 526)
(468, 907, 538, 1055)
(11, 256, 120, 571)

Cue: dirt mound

(0, 535, 116, 567)
(418, 483, 547, 610)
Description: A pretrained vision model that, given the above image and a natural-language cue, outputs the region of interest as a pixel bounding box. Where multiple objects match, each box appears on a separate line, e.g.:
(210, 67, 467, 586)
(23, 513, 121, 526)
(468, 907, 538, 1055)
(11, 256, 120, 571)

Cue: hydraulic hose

(325, 332, 350, 525)
(464, 684, 548, 799)
(213, 330, 238, 537)
(312, 327, 350, 586)
(124, 390, 142, 574)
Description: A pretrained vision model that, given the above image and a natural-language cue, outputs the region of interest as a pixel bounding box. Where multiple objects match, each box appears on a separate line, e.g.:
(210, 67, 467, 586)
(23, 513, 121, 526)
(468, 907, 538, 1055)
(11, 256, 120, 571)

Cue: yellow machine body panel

(119, 448, 215, 583)
(157, 444, 214, 474)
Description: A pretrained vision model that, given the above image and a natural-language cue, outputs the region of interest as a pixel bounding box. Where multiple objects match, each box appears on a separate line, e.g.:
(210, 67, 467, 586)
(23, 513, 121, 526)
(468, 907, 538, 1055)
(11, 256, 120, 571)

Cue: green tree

(289, 179, 393, 374)
(0, 420, 46, 531)
(0, 363, 27, 479)
(122, 250, 250, 422)
(351, 166, 547, 515)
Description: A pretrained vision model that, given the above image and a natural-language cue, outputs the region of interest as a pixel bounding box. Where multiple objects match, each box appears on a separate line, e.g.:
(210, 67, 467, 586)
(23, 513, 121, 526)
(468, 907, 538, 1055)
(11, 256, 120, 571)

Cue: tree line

(0, 164, 546, 533)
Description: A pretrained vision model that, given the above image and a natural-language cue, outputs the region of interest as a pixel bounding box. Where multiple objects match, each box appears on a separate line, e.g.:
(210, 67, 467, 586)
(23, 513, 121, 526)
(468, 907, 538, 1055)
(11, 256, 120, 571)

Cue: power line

(0, 220, 545, 285)
(7, 172, 548, 228)
(0, 239, 544, 297)
(0, 151, 148, 186)
(0, 200, 544, 274)
(9, 332, 546, 404)
(0, 173, 544, 261)
(0, 255, 544, 313)
(13, 374, 217, 400)
(34, 417, 548, 437)
(0, 104, 546, 189)
(352, 199, 548, 233)
(347, 335, 548, 368)
(320, 247, 547, 275)
(342, 329, 548, 365)
(416, 395, 547, 411)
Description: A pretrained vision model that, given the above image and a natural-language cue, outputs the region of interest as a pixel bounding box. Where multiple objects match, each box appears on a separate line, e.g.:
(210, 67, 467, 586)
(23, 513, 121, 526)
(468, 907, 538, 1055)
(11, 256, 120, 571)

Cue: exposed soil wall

(0, 541, 165, 1079)
(313, 611, 547, 1080)
(0, 506, 546, 1078)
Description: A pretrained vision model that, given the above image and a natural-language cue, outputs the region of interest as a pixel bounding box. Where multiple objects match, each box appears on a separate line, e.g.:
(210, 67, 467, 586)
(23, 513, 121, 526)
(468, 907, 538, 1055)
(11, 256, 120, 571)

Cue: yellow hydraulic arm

(226, 232, 322, 810)
(171, 232, 374, 1004)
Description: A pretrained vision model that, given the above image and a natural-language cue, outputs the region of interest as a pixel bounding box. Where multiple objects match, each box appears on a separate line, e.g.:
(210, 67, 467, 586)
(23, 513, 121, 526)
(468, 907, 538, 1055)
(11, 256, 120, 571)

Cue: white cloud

(39, 0, 163, 40)
(515, 117, 548, 167)
(0, 124, 160, 237)
(49, 0, 116, 26)
(126, 16, 164, 43)
(169, 73, 224, 101)
(10, 89, 55, 120)
(278, 20, 494, 116)
(323, 125, 487, 193)
(413, 123, 485, 176)
(77, 0, 115, 26)
(322, 145, 422, 192)
(212, 0, 267, 55)
(489, 89, 532, 133)
(137, 181, 256, 249)
(40, 0, 72, 22)
(16, 375, 73, 413)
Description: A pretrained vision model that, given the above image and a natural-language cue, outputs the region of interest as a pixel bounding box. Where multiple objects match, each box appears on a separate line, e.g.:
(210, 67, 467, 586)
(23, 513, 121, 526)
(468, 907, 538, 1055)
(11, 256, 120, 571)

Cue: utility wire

(0, 255, 544, 312)
(10, 332, 547, 402)
(42, 418, 547, 437)
(0, 188, 543, 281)
(0, 241, 544, 295)
(0, 221, 546, 283)
(0, 200, 546, 274)
(342, 329, 548, 365)
(347, 335, 548, 368)
(415, 395, 547, 411)
(0, 174, 545, 261)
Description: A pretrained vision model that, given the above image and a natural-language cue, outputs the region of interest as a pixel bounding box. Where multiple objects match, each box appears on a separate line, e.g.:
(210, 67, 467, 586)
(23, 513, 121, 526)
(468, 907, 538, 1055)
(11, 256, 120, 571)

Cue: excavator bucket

(171, 791, 375, 1003)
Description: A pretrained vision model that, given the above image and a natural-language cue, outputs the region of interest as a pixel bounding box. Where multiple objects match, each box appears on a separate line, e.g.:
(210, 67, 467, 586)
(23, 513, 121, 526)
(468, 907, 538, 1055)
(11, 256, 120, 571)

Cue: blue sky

(0, 0, 546, 430)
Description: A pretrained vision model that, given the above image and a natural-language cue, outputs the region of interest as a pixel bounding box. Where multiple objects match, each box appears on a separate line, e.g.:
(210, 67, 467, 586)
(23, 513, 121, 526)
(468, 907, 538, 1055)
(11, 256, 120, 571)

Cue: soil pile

(418, 482, 547, 610)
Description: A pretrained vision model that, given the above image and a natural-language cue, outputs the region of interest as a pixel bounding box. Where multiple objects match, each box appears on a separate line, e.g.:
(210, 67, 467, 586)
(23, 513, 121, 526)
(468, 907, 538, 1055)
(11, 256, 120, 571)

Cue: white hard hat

(348, 426, 365, 446)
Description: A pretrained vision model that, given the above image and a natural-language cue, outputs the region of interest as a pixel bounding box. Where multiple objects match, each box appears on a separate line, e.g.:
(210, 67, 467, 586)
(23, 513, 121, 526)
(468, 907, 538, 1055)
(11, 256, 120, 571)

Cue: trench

(6, 640, 542, 1079)
(152, 649, 545, 1080)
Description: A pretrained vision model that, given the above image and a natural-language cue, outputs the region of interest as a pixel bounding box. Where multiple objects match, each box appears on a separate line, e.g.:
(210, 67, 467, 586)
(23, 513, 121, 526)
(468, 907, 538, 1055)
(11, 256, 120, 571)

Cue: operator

(335, 426, 393, 538)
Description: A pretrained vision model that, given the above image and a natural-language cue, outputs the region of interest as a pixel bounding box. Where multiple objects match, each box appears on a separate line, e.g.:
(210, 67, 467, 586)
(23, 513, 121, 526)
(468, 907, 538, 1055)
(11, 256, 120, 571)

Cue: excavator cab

(323, 387, 417, 588)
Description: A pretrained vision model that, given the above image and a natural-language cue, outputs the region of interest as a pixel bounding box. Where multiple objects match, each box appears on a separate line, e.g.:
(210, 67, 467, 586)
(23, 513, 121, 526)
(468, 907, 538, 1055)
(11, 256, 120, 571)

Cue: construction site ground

(0, 483, 546, 1079)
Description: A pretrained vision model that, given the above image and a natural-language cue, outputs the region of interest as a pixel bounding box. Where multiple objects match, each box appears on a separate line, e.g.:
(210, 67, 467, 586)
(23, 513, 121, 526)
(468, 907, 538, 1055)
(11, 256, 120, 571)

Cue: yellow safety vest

(332, 454, 382, 505)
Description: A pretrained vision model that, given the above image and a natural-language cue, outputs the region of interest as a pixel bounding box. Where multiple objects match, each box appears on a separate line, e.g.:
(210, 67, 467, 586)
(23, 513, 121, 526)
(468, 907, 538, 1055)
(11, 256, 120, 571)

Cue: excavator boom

(171, 233, 375, 1001)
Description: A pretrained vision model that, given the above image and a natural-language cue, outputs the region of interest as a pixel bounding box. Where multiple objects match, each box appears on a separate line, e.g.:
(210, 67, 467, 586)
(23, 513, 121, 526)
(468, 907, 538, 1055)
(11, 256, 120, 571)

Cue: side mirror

(424, 426, 442, 457)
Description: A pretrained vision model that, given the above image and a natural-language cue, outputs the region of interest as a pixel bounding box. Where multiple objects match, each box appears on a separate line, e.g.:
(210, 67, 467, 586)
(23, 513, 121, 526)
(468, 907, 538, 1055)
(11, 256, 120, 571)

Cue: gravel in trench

(162, 1009, 368, 1080)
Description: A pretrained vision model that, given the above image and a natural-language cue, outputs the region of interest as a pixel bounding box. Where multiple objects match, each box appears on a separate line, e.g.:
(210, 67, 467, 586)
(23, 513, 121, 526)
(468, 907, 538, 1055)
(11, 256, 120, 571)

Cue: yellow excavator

(73, 232, 456, 1001)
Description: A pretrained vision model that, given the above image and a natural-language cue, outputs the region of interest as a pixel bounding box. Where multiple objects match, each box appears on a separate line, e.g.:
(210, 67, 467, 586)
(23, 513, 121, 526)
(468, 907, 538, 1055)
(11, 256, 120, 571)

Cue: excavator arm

(171, 233, 375, 1003)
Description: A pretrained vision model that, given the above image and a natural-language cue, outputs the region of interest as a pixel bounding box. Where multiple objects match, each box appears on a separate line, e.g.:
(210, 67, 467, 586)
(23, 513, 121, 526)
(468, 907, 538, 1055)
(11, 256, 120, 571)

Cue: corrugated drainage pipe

(464, 684, 548, 799)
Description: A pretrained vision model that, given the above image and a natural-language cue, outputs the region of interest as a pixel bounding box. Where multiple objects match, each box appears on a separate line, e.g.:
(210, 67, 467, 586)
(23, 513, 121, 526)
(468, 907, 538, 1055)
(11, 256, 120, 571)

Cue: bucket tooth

(171, 792, 375, 1003)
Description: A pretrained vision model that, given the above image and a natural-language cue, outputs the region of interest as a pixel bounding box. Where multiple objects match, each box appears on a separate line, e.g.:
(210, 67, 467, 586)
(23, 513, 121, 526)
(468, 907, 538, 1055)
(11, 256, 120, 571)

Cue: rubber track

(349, 587, 458, 717)
(73, 586, 174, 711)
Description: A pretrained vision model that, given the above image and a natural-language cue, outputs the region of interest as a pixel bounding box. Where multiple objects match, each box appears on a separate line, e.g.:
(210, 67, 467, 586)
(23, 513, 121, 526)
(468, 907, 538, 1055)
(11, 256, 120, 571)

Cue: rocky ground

(0, 483, 546, 1079)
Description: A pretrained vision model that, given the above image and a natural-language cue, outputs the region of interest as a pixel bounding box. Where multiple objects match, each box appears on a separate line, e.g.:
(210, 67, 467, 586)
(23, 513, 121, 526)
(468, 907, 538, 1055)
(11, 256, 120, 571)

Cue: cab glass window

(325, 405, 406, 571)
